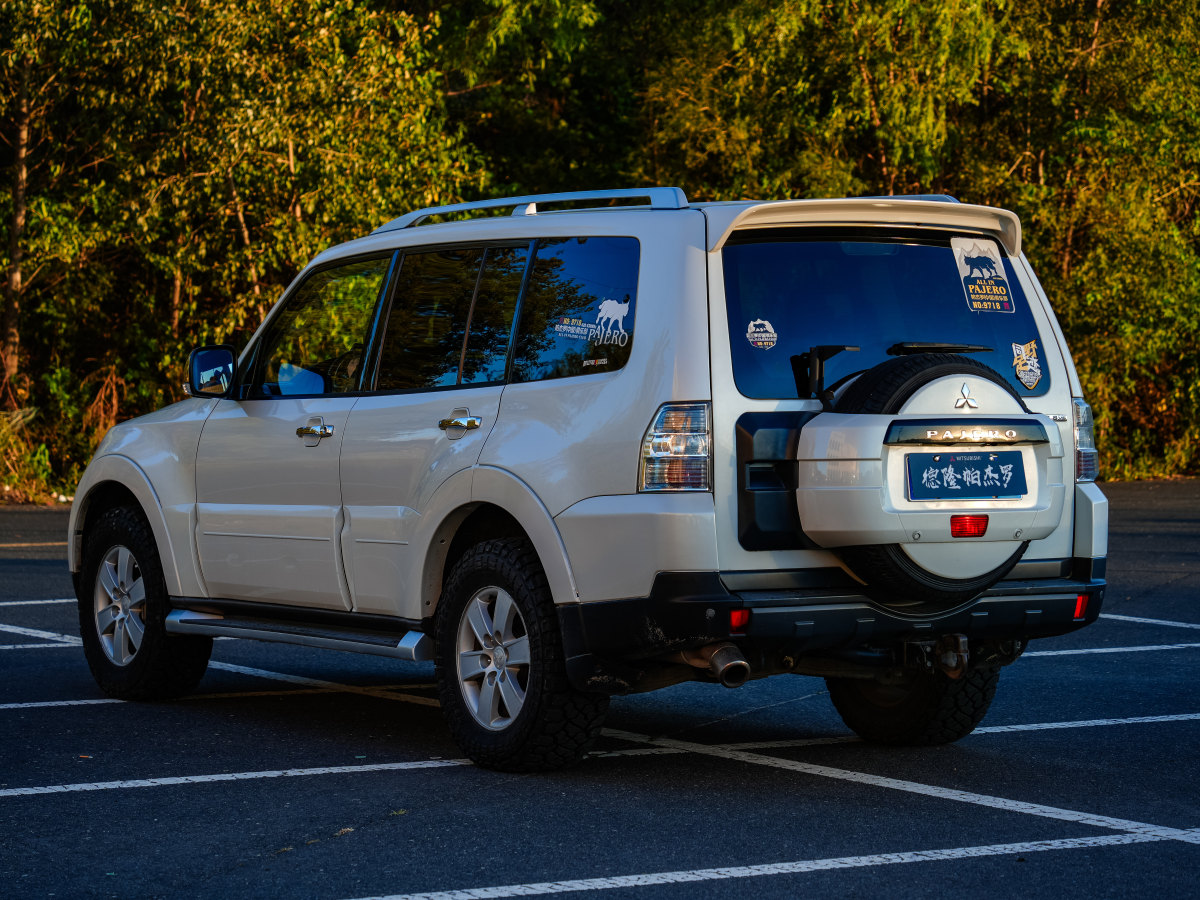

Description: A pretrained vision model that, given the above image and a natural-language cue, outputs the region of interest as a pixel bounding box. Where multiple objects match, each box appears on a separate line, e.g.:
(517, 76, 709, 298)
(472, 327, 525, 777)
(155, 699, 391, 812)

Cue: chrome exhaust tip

(708, 643, 751, 688)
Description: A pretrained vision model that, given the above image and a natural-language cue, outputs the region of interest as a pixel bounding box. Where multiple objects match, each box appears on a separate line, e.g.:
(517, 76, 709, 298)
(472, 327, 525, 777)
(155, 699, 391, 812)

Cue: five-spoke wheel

(455, 586, 532, 730)
(94, 545, 147, 666)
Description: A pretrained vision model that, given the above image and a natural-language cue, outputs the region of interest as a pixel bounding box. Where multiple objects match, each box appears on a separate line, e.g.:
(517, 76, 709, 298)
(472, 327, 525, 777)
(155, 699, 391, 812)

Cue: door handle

(438, 416, 482, 431)
(296, 423, 335, 438)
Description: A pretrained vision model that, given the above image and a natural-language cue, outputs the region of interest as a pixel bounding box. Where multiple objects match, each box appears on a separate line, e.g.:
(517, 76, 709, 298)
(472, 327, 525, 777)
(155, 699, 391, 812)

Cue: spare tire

(831, 353, 1031, 614)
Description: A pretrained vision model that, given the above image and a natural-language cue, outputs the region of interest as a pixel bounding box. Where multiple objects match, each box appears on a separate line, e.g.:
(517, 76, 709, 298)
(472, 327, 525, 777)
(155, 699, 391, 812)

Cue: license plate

(906, 450, 1028, 501)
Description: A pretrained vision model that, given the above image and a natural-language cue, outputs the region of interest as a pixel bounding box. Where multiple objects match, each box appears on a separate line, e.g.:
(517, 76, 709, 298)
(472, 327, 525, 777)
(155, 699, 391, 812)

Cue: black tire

(826, 665, 1001, 745)
(833, 353, 1030, 611)
(434, 538, 609, 772)
(835, 352, 1028, 416)
(78, 506, 212, 700)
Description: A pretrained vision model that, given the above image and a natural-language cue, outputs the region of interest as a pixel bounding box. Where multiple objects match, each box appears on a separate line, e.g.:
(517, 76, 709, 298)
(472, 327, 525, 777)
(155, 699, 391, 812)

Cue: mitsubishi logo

(954, 384, 979, 409)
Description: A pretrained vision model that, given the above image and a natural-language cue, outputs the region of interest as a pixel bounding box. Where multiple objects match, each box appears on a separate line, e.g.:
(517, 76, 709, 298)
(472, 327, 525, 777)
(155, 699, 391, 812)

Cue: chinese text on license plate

(906, 450, 1028, 501)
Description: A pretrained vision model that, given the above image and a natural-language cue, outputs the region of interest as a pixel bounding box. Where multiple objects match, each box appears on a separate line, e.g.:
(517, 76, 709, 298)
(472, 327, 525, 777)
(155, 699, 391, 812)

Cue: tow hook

(936, 634, 969, 679)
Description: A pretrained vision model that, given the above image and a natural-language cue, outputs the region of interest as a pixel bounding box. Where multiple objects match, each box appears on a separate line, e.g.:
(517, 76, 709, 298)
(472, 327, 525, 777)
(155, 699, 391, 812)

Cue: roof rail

(855, 194, 960, 203)
(373, 187, 689, 234)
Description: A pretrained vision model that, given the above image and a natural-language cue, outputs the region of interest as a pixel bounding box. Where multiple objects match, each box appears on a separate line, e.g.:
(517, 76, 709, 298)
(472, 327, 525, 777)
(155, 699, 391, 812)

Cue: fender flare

(412, 465, 579, 619)
(68, 454, 190, 597)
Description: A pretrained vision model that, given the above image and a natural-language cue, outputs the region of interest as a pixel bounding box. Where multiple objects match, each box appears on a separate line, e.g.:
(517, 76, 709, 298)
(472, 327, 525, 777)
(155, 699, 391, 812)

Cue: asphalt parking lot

(1, 481, 1197, 899)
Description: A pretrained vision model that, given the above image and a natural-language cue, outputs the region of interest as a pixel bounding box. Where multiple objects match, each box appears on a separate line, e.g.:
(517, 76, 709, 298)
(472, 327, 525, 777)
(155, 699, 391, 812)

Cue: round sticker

(746, 319, 777, 350)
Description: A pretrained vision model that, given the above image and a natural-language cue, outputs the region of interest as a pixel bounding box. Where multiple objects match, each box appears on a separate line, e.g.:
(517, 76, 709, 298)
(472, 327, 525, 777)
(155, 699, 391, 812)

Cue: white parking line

(0, 759, 468, 798)
(0, 598, 74, 606)
(0, 643, 75, 650)
(344, 830, 1198, 900)
(0, 698, 121, 710)
(604, 729, 1200, 842)
(1101, 613, 1200, 630)
(975, 712, 1200, 733)
(0, 624, 80, 644)
(1025, 643, 1200, 657)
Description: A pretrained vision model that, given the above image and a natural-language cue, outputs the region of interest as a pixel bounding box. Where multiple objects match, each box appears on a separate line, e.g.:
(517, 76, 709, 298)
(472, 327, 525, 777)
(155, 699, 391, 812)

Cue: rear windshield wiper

(887, 342, 993, 356)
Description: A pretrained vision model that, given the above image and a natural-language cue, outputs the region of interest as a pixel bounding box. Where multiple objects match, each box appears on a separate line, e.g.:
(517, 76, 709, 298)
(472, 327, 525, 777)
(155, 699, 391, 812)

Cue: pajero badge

(951, 237, 1013, 314)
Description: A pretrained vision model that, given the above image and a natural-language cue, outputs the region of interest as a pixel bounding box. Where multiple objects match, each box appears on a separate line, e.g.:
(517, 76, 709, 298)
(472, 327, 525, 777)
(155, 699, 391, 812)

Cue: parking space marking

(1101, 613, 1200, 630)
(976, 713, 1200, 733)
(1025, 643, 1200, 657)
(604, 729, 1200, 842)
(0, 624, 80, 644)
(0, 642, 75, 650)
(209, 661, 441, 707)
(346, 831, 1197, 900)
(0, 598, 74, 606)
(0, 758, 469, 798)
(0, 698, 121, 710)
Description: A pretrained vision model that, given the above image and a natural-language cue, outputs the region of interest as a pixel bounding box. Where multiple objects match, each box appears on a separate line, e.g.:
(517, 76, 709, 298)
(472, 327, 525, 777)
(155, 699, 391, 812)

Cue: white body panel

(194, 396, 355, 609)
(339, 386, 504, 616)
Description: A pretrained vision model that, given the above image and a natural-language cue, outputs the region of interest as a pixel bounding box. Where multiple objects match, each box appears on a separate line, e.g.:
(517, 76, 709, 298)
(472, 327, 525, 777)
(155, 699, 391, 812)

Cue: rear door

(194, 255, 392, 609)
(339, 243, 529, 617)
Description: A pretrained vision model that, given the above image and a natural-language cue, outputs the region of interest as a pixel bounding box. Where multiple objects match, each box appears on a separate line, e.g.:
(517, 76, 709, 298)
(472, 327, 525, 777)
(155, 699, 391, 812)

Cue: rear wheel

(78, 506, 212, 699)
(435, 539, 609, 771)
(826, 665, 1000, 745)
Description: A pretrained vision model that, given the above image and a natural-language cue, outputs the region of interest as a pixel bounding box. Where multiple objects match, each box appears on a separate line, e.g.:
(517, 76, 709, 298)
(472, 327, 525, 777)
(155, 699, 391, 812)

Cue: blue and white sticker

(951, 237, 1013, 314)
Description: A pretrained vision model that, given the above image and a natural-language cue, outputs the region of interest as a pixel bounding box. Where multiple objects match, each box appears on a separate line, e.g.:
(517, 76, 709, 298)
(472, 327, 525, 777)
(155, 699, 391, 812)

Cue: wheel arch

(69, 456, 187, 597)
(416, 465, 578, 622)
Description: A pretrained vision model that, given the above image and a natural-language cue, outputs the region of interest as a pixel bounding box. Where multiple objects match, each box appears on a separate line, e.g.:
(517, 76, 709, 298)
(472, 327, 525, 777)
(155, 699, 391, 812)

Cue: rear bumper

(558, 561, 1105, 693)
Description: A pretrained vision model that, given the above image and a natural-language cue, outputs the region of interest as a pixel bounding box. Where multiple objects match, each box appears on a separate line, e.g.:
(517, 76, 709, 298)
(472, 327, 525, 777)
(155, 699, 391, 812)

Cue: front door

(195, 255, 392, 609)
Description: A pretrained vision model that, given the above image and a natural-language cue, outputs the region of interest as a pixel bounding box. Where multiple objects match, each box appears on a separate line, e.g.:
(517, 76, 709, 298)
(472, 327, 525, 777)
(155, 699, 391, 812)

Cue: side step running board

(165, 609, 433, 661)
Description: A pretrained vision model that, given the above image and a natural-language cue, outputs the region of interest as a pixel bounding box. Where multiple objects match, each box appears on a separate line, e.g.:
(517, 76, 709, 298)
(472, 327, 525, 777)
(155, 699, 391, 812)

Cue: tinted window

(255, 256, 388, 396)
(511, 237, 639, 383)
(375, 248, 485, 391)
(722, 231, 1050, 399)
(462, 245, 529, 385)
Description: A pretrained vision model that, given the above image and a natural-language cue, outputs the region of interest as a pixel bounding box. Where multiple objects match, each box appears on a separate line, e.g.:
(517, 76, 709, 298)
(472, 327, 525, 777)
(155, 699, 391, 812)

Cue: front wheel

(826, 665, 1000, 745)
(435, 539, 609, 771)
(78, 506, 212, 700)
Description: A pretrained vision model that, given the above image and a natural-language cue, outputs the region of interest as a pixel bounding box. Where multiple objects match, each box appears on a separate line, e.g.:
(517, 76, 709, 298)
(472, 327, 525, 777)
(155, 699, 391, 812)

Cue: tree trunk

(3, 55, 31, 408)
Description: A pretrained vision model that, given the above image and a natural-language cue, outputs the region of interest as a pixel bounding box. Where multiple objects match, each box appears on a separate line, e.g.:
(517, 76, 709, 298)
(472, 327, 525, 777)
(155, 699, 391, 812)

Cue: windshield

(722, 229, 1050, 400)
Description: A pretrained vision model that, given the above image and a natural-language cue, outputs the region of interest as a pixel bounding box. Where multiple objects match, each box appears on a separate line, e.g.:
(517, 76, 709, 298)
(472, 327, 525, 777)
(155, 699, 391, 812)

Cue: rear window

(722, 229, 1050, 399)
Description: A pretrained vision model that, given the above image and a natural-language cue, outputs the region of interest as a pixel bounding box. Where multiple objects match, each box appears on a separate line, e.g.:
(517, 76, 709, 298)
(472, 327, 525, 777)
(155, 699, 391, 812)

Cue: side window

(254, 256, 389, 396)
(375, 248, 485, 391)
(510, 237, 640, 383)
(461, 244, 529, 385)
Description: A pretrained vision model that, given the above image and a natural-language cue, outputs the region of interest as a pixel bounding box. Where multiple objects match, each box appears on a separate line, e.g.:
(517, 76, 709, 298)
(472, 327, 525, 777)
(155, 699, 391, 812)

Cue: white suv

(70, 188, 1108, 771)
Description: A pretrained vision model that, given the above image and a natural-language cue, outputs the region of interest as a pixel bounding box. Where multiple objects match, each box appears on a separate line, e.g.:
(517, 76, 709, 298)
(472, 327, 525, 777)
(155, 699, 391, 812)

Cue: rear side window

(722, 230, 1050, 399)
(375, 248, 485, 391)
(510, 237, 640, 383)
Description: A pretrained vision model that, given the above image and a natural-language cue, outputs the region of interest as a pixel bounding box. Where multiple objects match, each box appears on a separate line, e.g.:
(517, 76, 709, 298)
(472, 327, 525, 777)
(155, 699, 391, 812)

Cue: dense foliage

(2, 0, 1197, 496)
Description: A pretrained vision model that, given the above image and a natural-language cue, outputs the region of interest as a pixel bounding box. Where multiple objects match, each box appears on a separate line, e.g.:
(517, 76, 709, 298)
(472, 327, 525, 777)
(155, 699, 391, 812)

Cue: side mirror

(186, 345, 237, 398)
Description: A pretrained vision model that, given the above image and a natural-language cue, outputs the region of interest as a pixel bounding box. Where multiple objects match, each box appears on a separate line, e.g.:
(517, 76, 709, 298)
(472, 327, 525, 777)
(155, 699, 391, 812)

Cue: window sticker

(552, 298, 631, 347)
(1011, 338, 1042, 389)
(746, 318, 778, 349)
(951, 237, 1013, 314)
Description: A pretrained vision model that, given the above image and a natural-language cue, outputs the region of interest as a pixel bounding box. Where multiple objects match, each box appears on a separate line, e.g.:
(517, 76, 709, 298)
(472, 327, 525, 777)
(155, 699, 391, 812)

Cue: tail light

(1073, 398, 1099, 482)
(639, 402, 712, 492)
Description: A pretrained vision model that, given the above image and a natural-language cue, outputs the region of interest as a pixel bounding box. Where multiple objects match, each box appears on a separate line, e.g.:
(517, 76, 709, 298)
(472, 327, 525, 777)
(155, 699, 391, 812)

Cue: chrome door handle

(438, 416, 482, 431)
(296, 423, 335, 438)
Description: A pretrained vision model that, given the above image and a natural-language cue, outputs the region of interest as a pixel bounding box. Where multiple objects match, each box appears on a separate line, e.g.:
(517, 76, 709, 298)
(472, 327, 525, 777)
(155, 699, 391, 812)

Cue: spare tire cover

(831, 353, 1031, 614)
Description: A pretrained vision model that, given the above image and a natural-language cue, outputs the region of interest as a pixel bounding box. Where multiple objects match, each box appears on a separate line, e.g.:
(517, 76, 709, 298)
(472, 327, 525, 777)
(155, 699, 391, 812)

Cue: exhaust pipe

(674, 642, 752, 688)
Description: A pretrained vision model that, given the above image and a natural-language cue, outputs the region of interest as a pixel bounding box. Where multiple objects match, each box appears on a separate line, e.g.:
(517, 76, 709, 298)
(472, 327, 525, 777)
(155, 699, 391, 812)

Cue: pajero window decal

(951, 237, 1013, 314)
